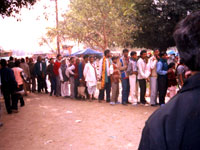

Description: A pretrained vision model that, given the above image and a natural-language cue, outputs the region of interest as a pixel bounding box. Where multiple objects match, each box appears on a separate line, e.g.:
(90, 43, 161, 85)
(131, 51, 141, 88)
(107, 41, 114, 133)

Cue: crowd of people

(0, 48, 189, 126)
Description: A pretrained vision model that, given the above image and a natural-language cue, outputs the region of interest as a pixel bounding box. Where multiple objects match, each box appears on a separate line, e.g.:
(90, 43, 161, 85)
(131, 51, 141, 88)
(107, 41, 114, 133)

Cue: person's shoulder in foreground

(138, 11, 200, 150)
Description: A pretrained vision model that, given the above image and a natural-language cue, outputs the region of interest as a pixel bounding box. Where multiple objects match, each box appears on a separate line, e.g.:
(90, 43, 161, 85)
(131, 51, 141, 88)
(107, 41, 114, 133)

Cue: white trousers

(150, 77, 158, 105)
(61, 81, 70, 97)
(129, 74, 138, 104)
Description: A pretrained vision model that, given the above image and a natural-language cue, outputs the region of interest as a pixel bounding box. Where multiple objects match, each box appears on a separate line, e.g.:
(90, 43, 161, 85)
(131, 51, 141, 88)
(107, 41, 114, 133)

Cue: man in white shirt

(137, 50, 149, 104)
(98, 50, 112, 102)
(84, 56, 97, 101)
(148, 49, 160, 106)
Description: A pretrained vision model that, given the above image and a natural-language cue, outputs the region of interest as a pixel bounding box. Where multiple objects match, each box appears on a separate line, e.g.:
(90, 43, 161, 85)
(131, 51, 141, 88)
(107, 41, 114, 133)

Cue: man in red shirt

(53, 54, 62, 97)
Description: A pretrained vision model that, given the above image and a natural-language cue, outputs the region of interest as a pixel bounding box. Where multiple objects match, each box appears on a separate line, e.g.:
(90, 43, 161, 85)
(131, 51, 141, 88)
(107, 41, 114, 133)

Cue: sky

(0, 0, 70, 55)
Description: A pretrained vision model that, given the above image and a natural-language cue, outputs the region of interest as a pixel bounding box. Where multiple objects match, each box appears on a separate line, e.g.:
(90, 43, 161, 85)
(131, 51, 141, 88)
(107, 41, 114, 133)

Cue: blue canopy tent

(70, 50, 82, 56)
(71, 48, 103, 57)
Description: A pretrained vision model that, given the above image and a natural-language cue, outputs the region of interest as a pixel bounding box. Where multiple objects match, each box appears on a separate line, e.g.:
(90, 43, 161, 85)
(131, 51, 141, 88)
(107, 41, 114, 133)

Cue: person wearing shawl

(98, 49, 112, 103)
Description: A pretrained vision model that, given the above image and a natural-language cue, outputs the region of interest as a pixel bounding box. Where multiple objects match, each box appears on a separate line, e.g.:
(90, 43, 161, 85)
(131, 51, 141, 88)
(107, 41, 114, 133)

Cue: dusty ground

(0, 93, 159, 150)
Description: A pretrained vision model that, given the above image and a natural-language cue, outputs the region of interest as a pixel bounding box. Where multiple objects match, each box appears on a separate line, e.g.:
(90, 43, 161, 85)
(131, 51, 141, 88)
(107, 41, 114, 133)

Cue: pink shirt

(12, 67, 23, 85)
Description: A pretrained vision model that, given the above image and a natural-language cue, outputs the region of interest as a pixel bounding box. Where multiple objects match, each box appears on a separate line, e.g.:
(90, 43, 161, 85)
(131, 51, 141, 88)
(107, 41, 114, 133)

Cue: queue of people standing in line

(0, 48, 189, 118)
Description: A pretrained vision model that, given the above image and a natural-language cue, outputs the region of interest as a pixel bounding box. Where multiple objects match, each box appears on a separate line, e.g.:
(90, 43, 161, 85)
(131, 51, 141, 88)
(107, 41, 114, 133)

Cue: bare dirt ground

(0, 93, 159, 150)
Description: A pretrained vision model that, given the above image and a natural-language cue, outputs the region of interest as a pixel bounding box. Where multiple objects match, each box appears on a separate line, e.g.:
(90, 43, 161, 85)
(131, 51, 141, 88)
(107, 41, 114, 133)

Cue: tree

(132, 0, 200, 51)
(47, 0, 135, 51)
(0, 0, 36, 17)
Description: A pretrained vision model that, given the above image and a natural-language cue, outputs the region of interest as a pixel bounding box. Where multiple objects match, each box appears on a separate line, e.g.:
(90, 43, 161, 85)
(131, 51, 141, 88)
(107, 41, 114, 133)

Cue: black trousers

(74, 78, 80, 99)
(37, 75, 47, 93)
(30, 76, 36, 92)
(2, 90, 15, 113)
(138, 79, 147, 104)
(158, 75, 168, 105)
(85, 86, 89, 99)
(50, 77, 56, 95)
(98, 77, 111, 102)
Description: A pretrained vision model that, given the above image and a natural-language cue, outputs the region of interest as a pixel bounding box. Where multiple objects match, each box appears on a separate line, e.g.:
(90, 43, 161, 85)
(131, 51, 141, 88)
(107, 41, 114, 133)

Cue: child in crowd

(167, 62, 177, 98)
(110, 56, 120, 105)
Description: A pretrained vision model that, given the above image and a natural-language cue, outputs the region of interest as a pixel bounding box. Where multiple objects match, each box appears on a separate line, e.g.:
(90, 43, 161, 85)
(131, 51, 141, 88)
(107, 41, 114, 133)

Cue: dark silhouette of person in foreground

(139, 11, 200, 150)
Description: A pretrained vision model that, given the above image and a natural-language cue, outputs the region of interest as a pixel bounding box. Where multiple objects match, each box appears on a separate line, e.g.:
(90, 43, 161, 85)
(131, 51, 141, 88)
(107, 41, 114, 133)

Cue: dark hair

(15, 60, 20, 67)
(57, 54, 61, 58)
(173, 11, 200, 71)
(21, 58, 25, 63)
(168, 62, 175, 69)
(112, 56, 118, 61)
(140, 50, 147, 56)
(153, 49, 159, 52)
(37, 56, 41, 61)
(9, 56, 14, 61)
(179, 59, 184, 65)
(123, 49, 129, 54)
(160, 51, 167, 57)
(104, 49, 110, 56)
(130, 51, 137, 56)
(0, 59, 7, 67)
(49, 58, 54, 61)
(83, 55, 89, 59)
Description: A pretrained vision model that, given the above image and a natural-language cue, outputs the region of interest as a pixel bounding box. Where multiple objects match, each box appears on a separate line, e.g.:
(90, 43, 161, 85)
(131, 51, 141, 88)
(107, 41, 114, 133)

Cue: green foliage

(132, 0, 200, 51)
(0, 0, 37, 17)
(47, 0, 135, 51)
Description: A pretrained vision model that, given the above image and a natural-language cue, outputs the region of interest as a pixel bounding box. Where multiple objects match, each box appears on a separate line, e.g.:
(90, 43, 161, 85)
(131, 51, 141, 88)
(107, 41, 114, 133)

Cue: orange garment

(101, 56, 107, 89)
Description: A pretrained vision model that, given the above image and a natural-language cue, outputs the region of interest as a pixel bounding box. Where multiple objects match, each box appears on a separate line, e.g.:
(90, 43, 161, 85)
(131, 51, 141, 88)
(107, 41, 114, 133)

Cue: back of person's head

(123, 49, 129, 54)
(9, 56, 14, 61)
(168, 62, 175, 69)
(140, 50, 147, 56)
(21, 58, 25, 63)
(29, 58, 33, 62)
(104, 49, 110, 56)
(130, 51, 137, 56)
(179, 59, 184, 65)
(15, 60, 20, 67)
(173, 11, 200, 71)
(1, 59, 7, 67)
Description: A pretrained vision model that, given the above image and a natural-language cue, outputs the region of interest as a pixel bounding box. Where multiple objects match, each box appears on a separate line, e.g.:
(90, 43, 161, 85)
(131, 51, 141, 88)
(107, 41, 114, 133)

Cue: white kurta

(83, 62, 97, 87)
(137, 58, 150, 79)
(58, 67, 70, 97)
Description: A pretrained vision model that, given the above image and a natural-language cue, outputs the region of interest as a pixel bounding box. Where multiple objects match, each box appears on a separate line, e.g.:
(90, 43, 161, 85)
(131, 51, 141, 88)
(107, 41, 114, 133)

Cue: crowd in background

(0, 48, 190, 126)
